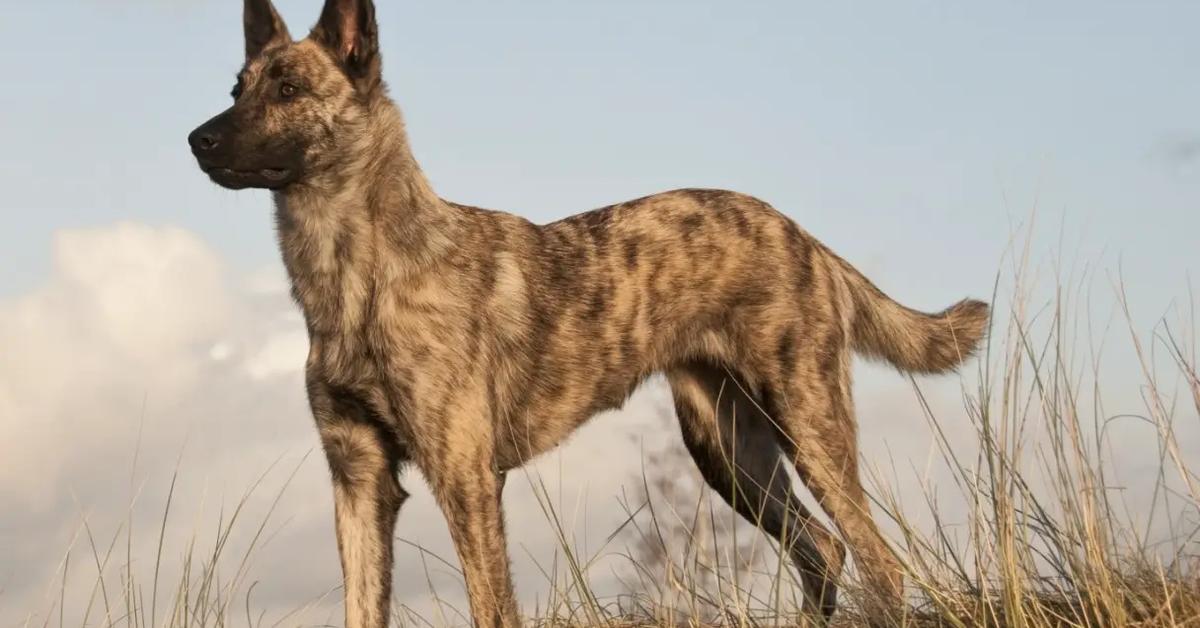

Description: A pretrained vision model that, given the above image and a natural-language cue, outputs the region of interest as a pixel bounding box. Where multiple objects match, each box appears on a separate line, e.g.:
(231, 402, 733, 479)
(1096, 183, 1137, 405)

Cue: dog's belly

(488, 313, 740, 469)
(491, 344, 657, 469)
(494, 397, 635, 471)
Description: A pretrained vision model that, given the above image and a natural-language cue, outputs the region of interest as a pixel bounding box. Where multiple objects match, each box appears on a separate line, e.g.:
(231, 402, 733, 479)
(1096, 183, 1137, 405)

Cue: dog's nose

(188, 128, 221, 153)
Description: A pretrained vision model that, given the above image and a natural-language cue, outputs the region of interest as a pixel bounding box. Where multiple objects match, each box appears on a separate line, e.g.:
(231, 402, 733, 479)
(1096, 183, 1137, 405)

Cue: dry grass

(17, 229, 1200, 627)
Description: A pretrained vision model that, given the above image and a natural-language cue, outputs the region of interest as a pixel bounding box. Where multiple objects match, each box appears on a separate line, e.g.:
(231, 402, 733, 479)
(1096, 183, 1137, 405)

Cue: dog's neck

(273, 96, 462, 337)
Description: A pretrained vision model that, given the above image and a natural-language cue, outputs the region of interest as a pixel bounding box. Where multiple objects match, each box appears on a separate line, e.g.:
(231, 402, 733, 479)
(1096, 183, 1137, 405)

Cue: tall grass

(864, 251, 1200, 626)
(15, 454, 342, 628)
(18, 237, 1200, 627)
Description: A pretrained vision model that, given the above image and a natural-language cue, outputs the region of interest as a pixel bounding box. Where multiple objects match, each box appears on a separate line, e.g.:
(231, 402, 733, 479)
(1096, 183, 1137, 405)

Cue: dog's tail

(831, 250, 990, 374)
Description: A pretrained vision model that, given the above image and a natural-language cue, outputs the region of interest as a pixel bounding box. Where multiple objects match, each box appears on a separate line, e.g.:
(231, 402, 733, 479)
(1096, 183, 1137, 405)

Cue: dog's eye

(280, 83, 299, 99)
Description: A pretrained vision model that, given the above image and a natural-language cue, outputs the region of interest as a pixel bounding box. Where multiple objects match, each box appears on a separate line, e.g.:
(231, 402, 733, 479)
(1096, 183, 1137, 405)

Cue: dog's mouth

(209, 166, 290, 180)
(200, 164, 294, 190)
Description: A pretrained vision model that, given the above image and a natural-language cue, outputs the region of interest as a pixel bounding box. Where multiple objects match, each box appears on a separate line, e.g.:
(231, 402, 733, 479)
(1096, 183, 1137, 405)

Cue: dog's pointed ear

(311, 0, 381, 93)
(245, 0, 291, 60)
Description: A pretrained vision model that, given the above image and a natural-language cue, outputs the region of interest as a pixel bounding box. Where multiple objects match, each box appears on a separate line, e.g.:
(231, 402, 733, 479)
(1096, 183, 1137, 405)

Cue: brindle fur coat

(188, 1, 990, 626)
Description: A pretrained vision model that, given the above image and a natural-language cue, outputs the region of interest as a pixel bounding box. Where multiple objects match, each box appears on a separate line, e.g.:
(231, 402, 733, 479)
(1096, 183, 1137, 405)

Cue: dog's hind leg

(310, 383, 409, 628)
(766, 360, 904, 624)
(667, 361, 844, 619)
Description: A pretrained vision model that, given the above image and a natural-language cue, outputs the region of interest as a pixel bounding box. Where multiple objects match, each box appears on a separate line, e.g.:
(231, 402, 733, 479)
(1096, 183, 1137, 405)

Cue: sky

(1, 0, 1198, 625)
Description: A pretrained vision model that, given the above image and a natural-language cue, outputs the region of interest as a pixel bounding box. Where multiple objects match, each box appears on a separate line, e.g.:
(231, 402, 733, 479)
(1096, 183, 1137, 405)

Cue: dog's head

(188, 0, 383, 191)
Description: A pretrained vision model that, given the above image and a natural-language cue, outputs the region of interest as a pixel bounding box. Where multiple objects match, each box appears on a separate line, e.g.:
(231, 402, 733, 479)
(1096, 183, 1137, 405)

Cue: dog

(188, 1, 989, 625)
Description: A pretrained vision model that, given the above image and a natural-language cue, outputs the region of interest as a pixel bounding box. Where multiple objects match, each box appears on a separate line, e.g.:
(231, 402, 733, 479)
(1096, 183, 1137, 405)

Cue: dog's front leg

(310, 383, 408, 628)
(424, 426, 518, 628)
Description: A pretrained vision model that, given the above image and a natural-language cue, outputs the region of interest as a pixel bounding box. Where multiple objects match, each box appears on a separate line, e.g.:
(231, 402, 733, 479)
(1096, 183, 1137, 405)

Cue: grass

(14, 229, 1200, 627)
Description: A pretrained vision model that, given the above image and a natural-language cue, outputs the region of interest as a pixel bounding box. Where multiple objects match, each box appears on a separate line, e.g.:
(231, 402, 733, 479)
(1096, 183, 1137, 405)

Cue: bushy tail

(833, 253, 990, 374)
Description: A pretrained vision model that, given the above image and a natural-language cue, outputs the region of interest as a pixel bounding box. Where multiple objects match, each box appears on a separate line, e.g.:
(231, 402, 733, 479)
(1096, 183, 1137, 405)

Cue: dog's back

(189, 1, 989, 624)
(436, 187, 987, 472)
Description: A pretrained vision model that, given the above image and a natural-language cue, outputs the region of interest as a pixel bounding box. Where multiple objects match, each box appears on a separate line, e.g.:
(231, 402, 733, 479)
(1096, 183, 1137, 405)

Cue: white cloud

(244, 329, 308, 380)
(0, 224, 229, 508)
(208, 340, 234, 361)
(0, 223, 320, 623)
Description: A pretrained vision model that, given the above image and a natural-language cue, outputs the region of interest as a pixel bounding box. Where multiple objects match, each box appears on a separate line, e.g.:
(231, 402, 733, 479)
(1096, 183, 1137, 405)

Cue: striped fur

(187, 1, 991, 626)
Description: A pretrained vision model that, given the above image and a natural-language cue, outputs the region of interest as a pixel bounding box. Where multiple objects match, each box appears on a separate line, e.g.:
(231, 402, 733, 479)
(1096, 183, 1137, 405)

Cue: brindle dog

(188, 1, 989, 626)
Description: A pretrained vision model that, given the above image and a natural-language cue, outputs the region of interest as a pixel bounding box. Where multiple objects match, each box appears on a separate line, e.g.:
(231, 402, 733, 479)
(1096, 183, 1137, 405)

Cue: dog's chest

(307, 283, 460, 422)
(307, 329, 407, 434)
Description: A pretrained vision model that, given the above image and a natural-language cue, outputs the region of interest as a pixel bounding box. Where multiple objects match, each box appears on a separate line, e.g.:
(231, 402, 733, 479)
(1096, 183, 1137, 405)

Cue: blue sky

(3, 1, 1196, 304)
(2, 1, 1198, 623)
